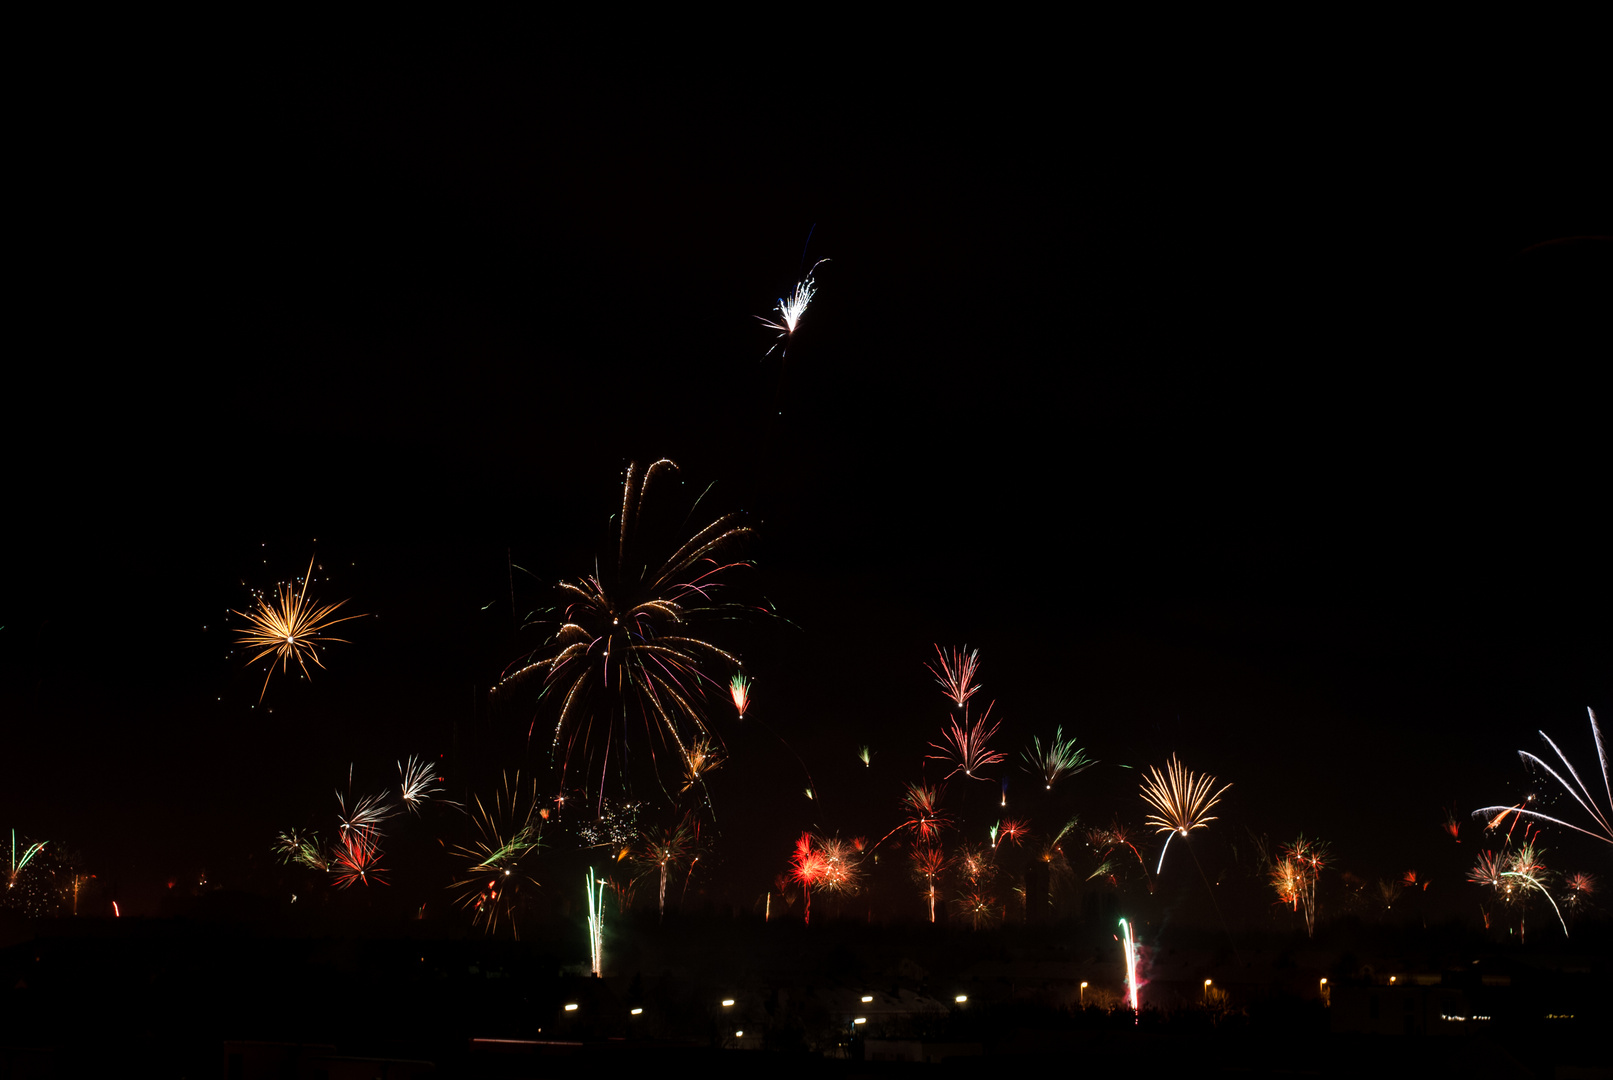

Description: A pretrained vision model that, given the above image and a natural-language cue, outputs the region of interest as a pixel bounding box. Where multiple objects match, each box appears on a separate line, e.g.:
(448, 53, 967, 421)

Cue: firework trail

(233, 555, 366, 702)
(1022, 726, 1096, 791)
(1140, 754, 1231, 873)
(586, 867, 606, 977)
(1475, 708, 1612, 847)
(1119, 917, 1140, 1013)
(680, 735, 726, 795)
(1442, 806, 1462, 842)
(857, 745, 873, 767)
(911, 846, 945, 923)
(757, 258, 829, 358)
(452, 772, 543, 938)
(494, 461, 756, 813)
(729, 673, 752, 719)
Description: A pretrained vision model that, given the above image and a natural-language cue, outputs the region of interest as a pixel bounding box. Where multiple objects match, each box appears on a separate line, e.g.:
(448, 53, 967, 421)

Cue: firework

(789, 833, 828, 924)
(681, 734, 726, 795)
(452, 773, 543, 937)
(577, 798, 644, 851)
(331, 828, 386, 889)
(1442, 805, 1462, 842)
(911, 846, 945, 923)
(495, 461, 754, 812)
(857, 745, 873, 767)
(233, 555, 366, 702)
(336, 785, 397, 840)
(816, 836, 863, 896)
(273, 829, 328, 872)
(1563, 871, 1596, 918)
(1467, 849, 1505, 889)
(1140, 754, 1231, 873)
(903, 783, 953, 843)
(927, 645, 982, 709)
(756, 258, 828, 357)
(635, 814, 697, 922)
(1022, 726, 1095, 791)
(929, 704, 1007, 780)
(399, 755, 448, 814)
(586, 867, 606, 977)
(1120, 917, 1140, 1012)
(1475, 708, 1612, 847)
(5, 830, 46, 891)
(728, 672, 752, 719)
(1268, 836, 1329, 937)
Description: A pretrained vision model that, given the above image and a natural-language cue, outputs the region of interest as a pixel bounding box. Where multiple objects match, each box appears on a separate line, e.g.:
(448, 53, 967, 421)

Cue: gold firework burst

(234, 556, 366, 701)
(1140, 753, 1231, 837)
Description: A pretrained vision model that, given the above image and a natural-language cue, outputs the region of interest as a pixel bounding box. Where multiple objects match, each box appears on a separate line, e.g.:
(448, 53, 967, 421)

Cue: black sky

(3, 41, 1607, 921)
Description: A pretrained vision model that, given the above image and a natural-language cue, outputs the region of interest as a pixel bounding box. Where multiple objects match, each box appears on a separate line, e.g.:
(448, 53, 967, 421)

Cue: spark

(233, 556, 366, 702)
(1268, 836, 1329, 937)
(1139, 754, 1231, 872)
(857, 745, 873, 767)
(729, 673, 752, 719)
(681, 735, 726, 794)
(494, 461, 755, 812)
(1474, 708, 1612, 846)
(756, 259, 828, 357)
(1022, 726, 1096, 791)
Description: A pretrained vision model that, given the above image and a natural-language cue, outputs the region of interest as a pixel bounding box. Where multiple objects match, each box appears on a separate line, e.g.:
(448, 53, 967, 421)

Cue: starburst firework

(929, 704, 1006, 780)
(1139, 754, 1231, 873)
(495, 461, 756, 810)
(451, 772, 543, 937)
(233, 556, 366, 702)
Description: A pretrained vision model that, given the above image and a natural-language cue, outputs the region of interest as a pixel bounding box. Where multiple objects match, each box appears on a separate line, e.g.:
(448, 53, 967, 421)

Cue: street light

(1203, 978, 1212, 1005)
(1080, 981, 1088, 1005)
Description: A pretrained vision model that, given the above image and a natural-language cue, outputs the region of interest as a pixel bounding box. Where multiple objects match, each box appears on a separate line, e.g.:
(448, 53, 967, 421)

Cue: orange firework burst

(233, 556, 366, 702)
(729, 673, 752, 719)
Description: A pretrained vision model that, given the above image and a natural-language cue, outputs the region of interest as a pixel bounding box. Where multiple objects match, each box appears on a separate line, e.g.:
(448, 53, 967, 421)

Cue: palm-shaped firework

(233, 555, 366, 702)
(1475, 708, 1612, 847)
(496, 461, 755, 812)
(925, 645, 1006, 780)
(1022, 727, 1096, 791)
(1140, 754, 1231, 873)
(756, 259, 829, 358)
(634, 814, 698, 922)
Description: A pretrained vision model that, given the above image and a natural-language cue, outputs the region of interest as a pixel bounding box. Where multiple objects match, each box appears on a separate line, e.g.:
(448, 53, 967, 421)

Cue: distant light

(1204, 979, 1212, 987)
(564, 1003, 579, 1011)
(955, 995, 967, 1003)
(1320, 978, 1328, 986)
(734, 1030, 744, 1037)
(853, 1017, 866, 1025)
(1080, 981, 1088, 989)
(722, 998, 735, 1007)
(1389, 976, 1396, 984)
(631, 1008, 643, 1015)
(861, 995, 873, 1002)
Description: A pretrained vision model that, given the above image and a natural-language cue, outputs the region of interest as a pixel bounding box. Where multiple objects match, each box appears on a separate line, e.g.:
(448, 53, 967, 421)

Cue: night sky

(4, 43, 1607, 924)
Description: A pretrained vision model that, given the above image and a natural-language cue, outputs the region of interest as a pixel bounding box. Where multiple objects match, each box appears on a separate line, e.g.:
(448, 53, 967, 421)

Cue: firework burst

(729, 673, 752, 719)
(1022, 726, 1095, 791)
(1268, 836, 1328, 937)
(927, 645, 982, 709)
(911, 846, 945, 923)
(399, 755, 449, 814)
(756, 258, 828, 357)
(451, 772, 543, 937)
(331, 829, 386, 889)
(233, 556, 366, 702)
(634, 814, 698, 921)
(929, 704, 1006, 780)
(273, 829, 328, 872)
(1475, 708, 1612, 847)
(495, 461, 756, 811)
(1139, 754, 1231, 873)
(5, 830, 46, 891)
